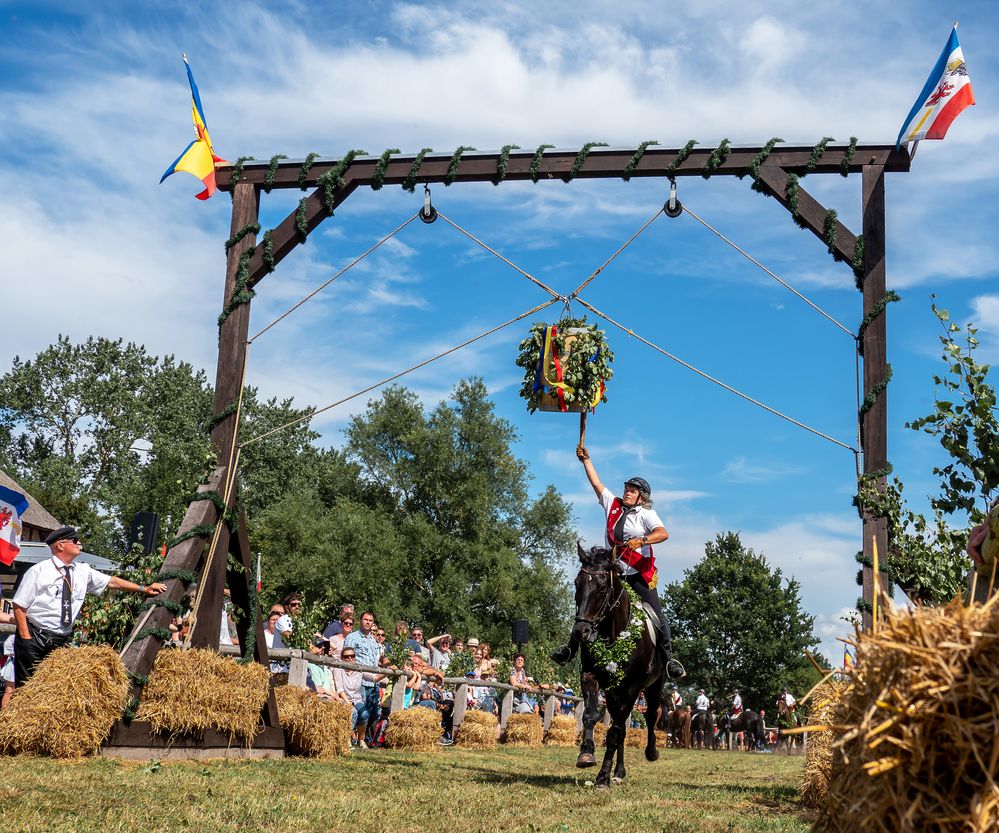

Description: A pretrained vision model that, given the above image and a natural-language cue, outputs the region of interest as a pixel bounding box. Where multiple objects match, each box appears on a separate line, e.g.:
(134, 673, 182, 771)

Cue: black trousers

(625, 573, 673, 654)
(13, 622, 71, 686)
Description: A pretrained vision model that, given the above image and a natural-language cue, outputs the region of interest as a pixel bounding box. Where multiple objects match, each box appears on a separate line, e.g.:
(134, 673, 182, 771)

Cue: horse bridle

(575, 556, 627, 631)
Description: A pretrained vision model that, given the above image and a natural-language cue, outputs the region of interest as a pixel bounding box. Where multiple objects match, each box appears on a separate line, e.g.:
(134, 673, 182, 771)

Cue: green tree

(663, 532, 824, 712)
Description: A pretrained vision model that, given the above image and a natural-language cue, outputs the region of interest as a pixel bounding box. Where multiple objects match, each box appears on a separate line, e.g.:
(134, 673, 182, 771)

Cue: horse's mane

(579, 544, 614, 567)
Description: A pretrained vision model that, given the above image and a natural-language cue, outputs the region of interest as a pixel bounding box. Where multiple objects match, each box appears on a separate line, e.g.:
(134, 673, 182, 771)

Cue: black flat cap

(45, 526, 78, 546)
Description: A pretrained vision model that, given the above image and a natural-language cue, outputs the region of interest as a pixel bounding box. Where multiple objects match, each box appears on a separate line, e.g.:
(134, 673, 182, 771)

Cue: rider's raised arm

(577, 445, 605, 499)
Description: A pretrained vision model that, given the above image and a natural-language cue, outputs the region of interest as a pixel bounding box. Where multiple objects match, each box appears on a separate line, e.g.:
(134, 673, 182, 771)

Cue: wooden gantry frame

(109, 142, 909, 753)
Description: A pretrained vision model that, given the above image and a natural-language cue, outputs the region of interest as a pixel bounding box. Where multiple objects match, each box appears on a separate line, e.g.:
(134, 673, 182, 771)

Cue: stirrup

(666, 658, 686, 680)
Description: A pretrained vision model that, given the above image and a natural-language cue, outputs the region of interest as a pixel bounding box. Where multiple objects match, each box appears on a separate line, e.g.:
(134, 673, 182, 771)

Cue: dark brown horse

(717, 709, 765, 750)
(573, 544, 665, 788)
(690, 706, 715, 749)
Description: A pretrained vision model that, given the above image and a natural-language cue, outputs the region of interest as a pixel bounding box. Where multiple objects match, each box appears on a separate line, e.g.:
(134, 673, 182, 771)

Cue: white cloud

(722, 456, 805, 483)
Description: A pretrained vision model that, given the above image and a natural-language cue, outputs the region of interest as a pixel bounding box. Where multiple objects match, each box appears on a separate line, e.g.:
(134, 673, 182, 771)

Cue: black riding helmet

(623, 476, 652, 501)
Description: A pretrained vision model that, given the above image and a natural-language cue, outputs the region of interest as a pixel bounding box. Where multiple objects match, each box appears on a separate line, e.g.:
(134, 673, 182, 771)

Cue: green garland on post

(207, 401, 238, 433)
(297, 152, 320, 190)
(402, 148, 434, 192)
(224, 223, 260, 253)
(218, 246, 257, 330)
(166, 524, 216, 550)
(665, 140, 698, 174)
(188, 490, 227, 516)
(622, 140, 659, 181)
(140, 597, 184, 615)
(702, 138, 731, 178)
(371, 148, 400, 191)
(493, 144, 521, 185)
(263, 154, 288, 193)
(858, 291, 901, 352)
(229, 156, 256, 188)
(804, 137, 834, 175)
(530, 144, 555, 183)
(134, 626, 173, 643)
(584, 583, 645, 689)
(852, 236, 866, 288)
(564, 142, 609, 183)
(156, 568, 198, 584)
(238, 580, 259, 664)
(445, 146, 476, 186)
(840, 137, 858, 177)
(860, 365, 893, 416)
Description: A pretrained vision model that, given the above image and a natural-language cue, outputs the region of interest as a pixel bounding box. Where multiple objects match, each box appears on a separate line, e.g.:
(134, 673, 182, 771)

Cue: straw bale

(275, 687, 352, 759)
(800, 679, 847, 809)
(544, 714, 578, 746)
(134, 648, 269, 743)
(625, 727, 645, 747)
(384, 705, 442, 752)
(505, 712, 543, 745)
(455, 709, 497, 749)
(814, 599, 999, 833)
(0, 646, 129, 758)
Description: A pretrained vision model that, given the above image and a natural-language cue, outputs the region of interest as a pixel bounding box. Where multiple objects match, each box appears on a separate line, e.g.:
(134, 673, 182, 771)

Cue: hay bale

(384, 706, 442, 751)
(545, 714, 577, 746)
(0, 646, 129, 758)
(625, 727, 645, 747)
(814, 599, 999, 833)
(800, 679, 847, 809)
(455, 709, 497, 749)
(505, 712, 543, 745)
(135, 648, 269, 743)
(275, 687, 352, 759)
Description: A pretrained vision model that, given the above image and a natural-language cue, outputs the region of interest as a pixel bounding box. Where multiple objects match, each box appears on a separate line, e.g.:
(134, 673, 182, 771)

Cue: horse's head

(571, 542, 621, 644)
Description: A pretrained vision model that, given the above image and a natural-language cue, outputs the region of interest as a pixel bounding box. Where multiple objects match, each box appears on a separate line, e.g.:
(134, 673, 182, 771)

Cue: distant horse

(690, 707, 715, 750)
(717, 709, 765, 750)
(667, 705, 691, 748)
(776, 698, 800, 752)
(572, 544, 666, 788)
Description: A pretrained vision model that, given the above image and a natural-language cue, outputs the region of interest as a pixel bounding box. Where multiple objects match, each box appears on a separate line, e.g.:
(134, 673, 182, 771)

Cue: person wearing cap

(695, 689, 710, 712)
(731, 689, 743, 715)
(551, 447, 686, 680)
(11, 526, 167, 685)
(669, 684, 683, 710)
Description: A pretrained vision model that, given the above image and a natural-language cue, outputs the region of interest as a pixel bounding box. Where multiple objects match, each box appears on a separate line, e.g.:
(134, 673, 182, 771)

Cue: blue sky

(2, 1, 997, 664)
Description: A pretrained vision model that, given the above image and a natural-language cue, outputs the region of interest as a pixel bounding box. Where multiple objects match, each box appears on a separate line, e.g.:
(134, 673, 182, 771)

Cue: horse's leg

(644, 684, 662, 762)
(612, 700, 632, 782)
(576, 671, 600, 768)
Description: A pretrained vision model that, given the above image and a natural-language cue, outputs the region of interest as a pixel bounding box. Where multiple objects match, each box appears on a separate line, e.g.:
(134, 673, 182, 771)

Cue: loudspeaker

(511, 619, 529, 645)
(128, 511, 160, 555)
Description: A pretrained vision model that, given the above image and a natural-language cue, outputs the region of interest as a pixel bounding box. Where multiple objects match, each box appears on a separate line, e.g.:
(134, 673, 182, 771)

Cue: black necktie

(60, 566, 73, 628)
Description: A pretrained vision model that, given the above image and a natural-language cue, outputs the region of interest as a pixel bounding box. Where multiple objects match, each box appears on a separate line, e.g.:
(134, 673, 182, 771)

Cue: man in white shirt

(732, 690, 743, 715)
(12, 526, 166, 684)
(695, 689, 710, 713)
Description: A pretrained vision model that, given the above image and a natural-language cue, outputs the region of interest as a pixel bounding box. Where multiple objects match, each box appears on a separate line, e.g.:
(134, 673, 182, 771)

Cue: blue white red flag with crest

(0, 484, 29, 566)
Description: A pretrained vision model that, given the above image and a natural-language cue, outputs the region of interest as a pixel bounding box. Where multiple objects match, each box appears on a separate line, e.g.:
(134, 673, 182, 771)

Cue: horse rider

(669, 684, 683, 711)
(779, 687, 796, 710)
(731, 689, 743, 715)
(551, 445, 685, 680)
(694, 689, 710, 715)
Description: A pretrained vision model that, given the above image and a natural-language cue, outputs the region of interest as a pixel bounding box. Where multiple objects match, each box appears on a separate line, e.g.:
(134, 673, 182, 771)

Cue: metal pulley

(664, 178, 682, 218)
(420, 184, 438, 223)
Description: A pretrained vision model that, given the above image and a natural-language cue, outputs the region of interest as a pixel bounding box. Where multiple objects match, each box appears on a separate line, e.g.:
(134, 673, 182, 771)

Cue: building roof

(0, 470, 61, 532)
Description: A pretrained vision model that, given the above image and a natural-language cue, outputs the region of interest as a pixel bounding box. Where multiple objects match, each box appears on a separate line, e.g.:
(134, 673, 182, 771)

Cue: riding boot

(655, 624, 686, 679)
(551, 634, 579, 666)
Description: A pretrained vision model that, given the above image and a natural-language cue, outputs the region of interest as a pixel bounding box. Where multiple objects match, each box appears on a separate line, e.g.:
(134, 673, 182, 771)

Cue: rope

(249, 213, 421, 343)
(680, 205, 854, 338)
(570, 208, 664, 298)
(575, 298, 857, 453)
(436, 212, 562, 301)
(241, 299, 559, 448)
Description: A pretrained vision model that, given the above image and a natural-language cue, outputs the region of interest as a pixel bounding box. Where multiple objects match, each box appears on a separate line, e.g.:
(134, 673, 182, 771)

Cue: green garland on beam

(784, 173, 809, 229)
(493, 144, 521, 185)
(371, 148, 400, 191)
(316, 149, 367, 213)
(860, 365, 893, 416)
(530, 144, 555, 183)
(156, 568, 198, 584)
(564, 142, 609, 183)
(128, 671, 149, 686)
(207, 401, 238, 433)
(123, 696, 140, 722)
(263, 154, 288, 193)
(140, 597, 184, 615)
(665, 140, 698, 175)
(295, 197, 309, 243)
(225, 223, 260, 253)
(823, 209, 840, 258)
(229, 156, 256, 189)
(134, 626, 173, 643)
(402, 148, 434, 192)
(445, 146, 476, 186)
(852, 236, 866, 288)
(856, 598, 873, 614)
(804, 137, 834, 175)
(702, 138, 731, 178)
(840, 137, 858, 177)
(743, 136, 783, 190)
(622, 140, 659, 181)
(166, 524, 216, 550)
(261, 228, 275, 273)
(188, 490, 226, 516)
(239, 580, 260, 664)
(297, 152, 320, 190)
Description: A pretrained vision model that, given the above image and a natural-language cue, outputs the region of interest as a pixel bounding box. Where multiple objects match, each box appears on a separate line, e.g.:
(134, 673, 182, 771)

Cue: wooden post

(499, 690, 514, 731)
(390, 670, 408, 713)
(452, 683, 468, 732)
(288, 649, 308, 689)
(543, 693, 557, 732)
(861, 164, 889, 633)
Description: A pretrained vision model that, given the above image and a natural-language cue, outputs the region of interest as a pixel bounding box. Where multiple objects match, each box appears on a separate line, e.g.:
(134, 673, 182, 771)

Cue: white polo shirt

(599, 487, 665, 576)
(12, 556, 111, 635)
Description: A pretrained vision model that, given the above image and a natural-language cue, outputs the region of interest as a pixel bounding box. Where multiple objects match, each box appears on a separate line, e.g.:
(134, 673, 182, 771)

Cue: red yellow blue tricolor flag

(160, 55, 227, 200)
(896, 25, 974, 150)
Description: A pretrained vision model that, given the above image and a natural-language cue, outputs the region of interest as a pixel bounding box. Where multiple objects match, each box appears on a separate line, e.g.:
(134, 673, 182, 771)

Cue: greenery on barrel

(515, 317, 614, 413)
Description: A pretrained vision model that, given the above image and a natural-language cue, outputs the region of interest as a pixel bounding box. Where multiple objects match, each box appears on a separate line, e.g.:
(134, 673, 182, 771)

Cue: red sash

(605, 498, 657, 586)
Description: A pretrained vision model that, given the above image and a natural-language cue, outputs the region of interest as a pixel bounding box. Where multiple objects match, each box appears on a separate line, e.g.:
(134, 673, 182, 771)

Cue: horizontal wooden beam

(754, 165, 859, 266)
(217, 143, 910, 192)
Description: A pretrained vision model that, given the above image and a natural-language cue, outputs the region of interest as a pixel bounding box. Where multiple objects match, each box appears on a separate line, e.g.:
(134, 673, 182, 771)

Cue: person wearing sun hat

(11, 526, 167, 685)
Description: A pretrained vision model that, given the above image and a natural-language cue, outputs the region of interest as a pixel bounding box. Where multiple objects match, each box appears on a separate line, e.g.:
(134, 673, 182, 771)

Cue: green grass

(0, 746, 814, 833)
